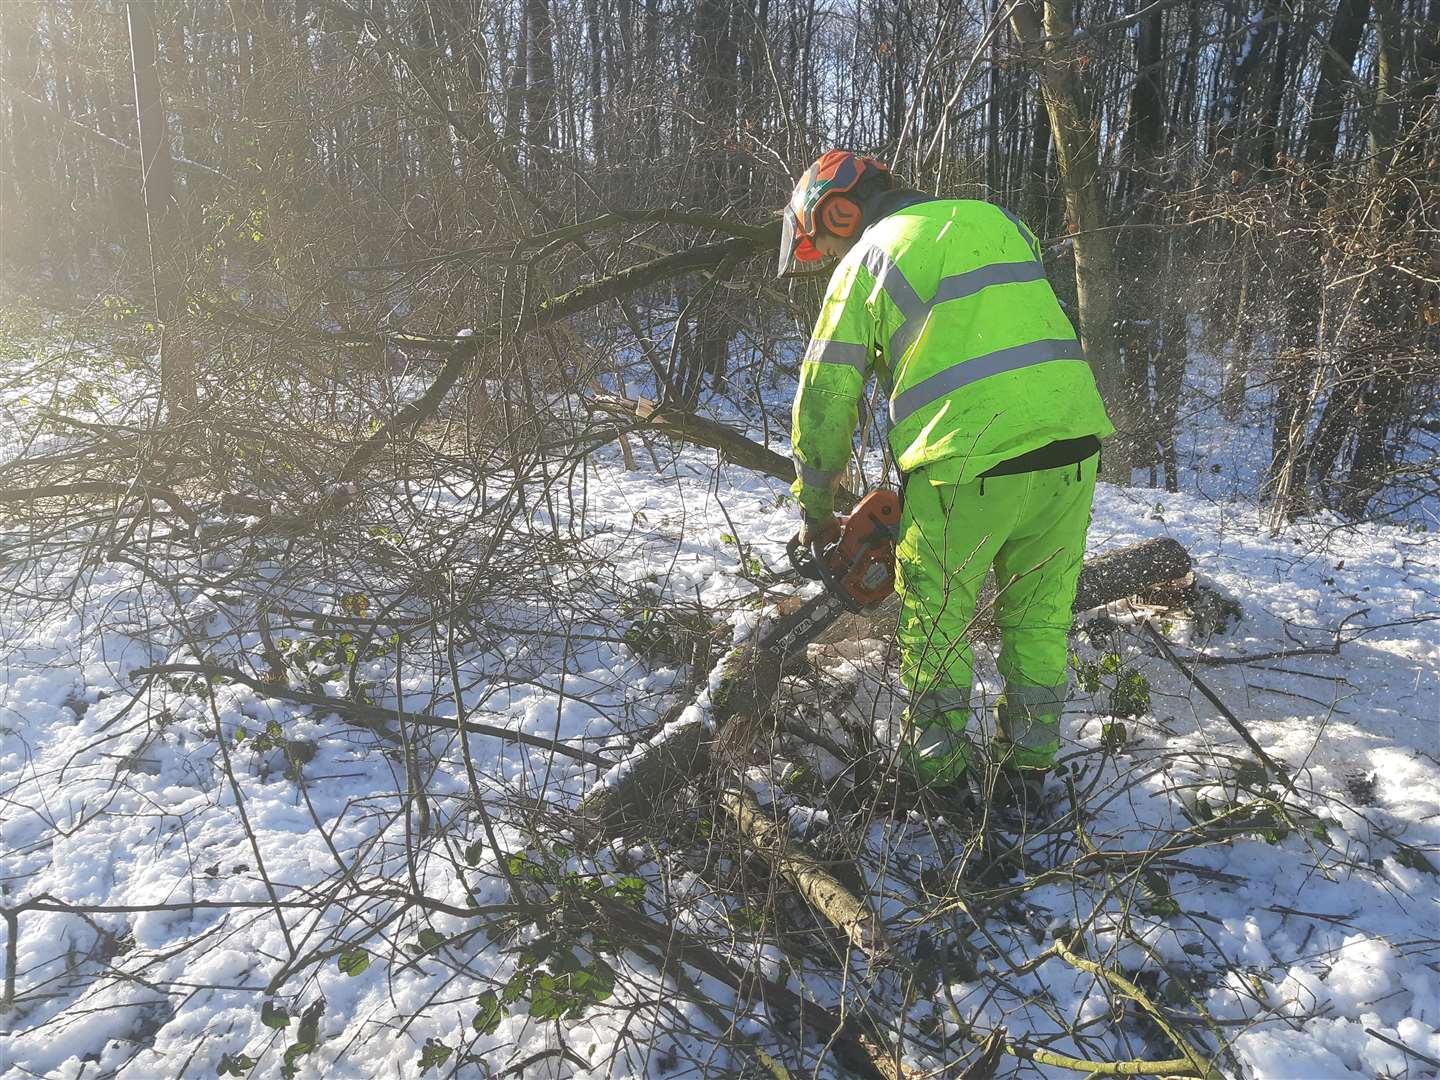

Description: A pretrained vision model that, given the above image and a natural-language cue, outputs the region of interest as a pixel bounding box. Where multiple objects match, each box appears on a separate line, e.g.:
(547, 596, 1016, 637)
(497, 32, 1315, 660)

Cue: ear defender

(820, 194, 861, 237)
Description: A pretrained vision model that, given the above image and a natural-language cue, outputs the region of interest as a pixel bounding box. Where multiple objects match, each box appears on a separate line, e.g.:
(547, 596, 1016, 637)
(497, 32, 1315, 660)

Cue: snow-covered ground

(1, 338, 1437, 1079)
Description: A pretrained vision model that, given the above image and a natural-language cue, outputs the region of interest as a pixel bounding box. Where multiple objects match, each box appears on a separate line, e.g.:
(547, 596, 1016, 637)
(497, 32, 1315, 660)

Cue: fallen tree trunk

(1073, 536, 1192, 611)
(592, 394, 796, 486)
(578, 537, 1193, 839)
(577, 644, 782, 838)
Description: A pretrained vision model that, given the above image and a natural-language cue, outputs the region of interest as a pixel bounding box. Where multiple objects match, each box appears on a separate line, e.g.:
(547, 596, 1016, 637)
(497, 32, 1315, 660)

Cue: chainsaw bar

(757, 587, 850, 658)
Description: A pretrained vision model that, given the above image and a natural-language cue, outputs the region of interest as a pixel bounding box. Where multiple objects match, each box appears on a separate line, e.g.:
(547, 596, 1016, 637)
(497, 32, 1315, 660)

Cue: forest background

(1, 0, 1437, 521)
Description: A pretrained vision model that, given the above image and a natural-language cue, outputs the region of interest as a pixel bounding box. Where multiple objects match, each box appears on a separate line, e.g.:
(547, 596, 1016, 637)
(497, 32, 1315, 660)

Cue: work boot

(975, 763, 1052, 833)
(882, 764, 976, 824)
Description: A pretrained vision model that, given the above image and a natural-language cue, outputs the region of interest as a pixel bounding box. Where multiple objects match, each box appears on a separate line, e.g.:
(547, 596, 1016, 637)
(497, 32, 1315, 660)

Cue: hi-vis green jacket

(790, 199, 1114, 517)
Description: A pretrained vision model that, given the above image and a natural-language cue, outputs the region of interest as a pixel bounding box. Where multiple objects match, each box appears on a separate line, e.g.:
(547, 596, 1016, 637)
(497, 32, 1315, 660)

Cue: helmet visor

(777, 212, 824, 278)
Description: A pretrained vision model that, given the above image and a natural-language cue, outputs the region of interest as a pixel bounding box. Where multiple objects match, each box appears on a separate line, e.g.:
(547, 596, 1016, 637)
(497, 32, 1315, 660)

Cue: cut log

(1072, 537, 1192, 612)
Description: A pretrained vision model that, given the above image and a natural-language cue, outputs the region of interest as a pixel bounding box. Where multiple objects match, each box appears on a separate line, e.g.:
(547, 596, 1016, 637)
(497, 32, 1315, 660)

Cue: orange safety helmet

(778, 149, 893, 277)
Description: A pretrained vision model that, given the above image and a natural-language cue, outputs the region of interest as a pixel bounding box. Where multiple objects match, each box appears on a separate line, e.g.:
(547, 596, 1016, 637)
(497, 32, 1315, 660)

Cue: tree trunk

(578, 536, 1192, 839)
(584, 0, 604, 162)
(1303, 0, 1370, 169)
(1271, 0, 1371, 518)
(1009, 0, 1132, 482)
(1368, 0, 1402, 177)
(1215, 0, 1279, 172)
(126, 0, 197, 413)
(1118, 0, 1168, 481)
(524, 0, 554, 167)
(504, 0, 527, 149)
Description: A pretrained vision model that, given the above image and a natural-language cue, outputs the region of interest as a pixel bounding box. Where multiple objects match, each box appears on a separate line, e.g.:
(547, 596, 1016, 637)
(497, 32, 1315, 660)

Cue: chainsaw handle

(811, 534, 867, 614)
(786, 533, 821, 580)
(787, 518, 841, 581)
(786, 529, 863, 612)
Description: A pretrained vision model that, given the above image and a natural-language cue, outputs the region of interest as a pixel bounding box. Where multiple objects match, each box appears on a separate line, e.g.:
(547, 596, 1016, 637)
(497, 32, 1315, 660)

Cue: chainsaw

(758, 489, 902, 658)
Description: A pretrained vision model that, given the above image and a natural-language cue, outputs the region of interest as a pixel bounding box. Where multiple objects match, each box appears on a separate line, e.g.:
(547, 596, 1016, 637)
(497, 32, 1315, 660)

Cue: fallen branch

(0, 481, 200, 529)
(1178, 606, 1370, 666)
(987, 1032, 1203, 1077)
(717, 784, 892, 960)
(598, 897, 916, 1080)
(1141, 620, 1289, 784)
(325, 232, 773, 497)
(1052, 933, 1216, 1077)
(132, 663, 613, 766)
(591, 393, 858, 510)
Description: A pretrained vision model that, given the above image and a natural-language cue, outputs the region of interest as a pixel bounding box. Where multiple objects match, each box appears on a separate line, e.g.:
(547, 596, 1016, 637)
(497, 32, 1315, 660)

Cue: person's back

(812, 197, 1111, 482)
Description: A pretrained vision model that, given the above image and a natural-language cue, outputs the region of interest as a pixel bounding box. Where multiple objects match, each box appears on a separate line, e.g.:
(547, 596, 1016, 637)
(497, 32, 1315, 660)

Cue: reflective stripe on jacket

(790, 199, 1115, 517)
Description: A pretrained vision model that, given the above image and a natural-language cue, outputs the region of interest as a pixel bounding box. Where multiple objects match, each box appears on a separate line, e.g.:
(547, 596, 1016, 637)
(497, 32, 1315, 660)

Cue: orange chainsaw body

(818, 488, 902, 607)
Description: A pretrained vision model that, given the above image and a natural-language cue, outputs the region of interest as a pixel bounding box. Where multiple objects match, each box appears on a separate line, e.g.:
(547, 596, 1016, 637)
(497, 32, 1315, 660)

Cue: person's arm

(790, 253, 878, 520)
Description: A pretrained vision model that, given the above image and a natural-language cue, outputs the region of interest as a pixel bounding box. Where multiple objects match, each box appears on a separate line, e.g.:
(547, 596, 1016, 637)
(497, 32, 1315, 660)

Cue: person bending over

(779, 149, 1114, 812)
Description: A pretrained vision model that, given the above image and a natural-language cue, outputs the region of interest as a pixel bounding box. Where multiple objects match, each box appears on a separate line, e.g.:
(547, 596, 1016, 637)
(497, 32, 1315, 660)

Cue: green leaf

(281, 1041, 312, 1080)
(464, 840, 485, 867)
(517, 933, 555, 968)
(1139, 872, 1180, 917)
(416, 928, 445, 953)
(585, 956, 616, 1001)
(1395, 846, 1438, 875)
(527, 973, 564, 1021)
(296, 998, 324, 1043)
(418, 1038, 453, 1073)
(731, 904, 767, 932)
(502, 969, 530, 1005)
(337, 947, 369, 976)
(217, 1052, 257, 1076)
(548, 948, 581, 974)
(472, 989, 504, 1035)
(260, 1000, 290, 1029)
(1109, 671, 1151, 718)
(607, 875, 645, 908)
(1100, 722, 1128, 752)
(507, 851, 546, 883)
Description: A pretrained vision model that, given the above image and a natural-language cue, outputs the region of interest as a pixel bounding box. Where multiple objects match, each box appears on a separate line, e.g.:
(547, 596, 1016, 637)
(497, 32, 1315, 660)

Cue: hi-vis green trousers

(895, 452, 1098, 781)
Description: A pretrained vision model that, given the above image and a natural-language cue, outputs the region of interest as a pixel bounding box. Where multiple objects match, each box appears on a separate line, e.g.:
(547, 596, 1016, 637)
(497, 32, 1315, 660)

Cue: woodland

(0, 1, 1438, 1078)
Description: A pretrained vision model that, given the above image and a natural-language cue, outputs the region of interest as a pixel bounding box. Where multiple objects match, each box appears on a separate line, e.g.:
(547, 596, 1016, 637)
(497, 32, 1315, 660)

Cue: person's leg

(894, 471, 1020, 783)
(990, 455, 1099, 770)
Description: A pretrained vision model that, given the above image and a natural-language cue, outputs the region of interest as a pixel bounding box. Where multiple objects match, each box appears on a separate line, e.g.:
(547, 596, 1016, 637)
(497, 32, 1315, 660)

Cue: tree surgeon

(779, 150, 1113, 812)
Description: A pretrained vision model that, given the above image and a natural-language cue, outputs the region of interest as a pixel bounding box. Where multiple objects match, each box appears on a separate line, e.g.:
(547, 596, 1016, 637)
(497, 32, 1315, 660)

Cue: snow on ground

(1, 340, 1437, 1079)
